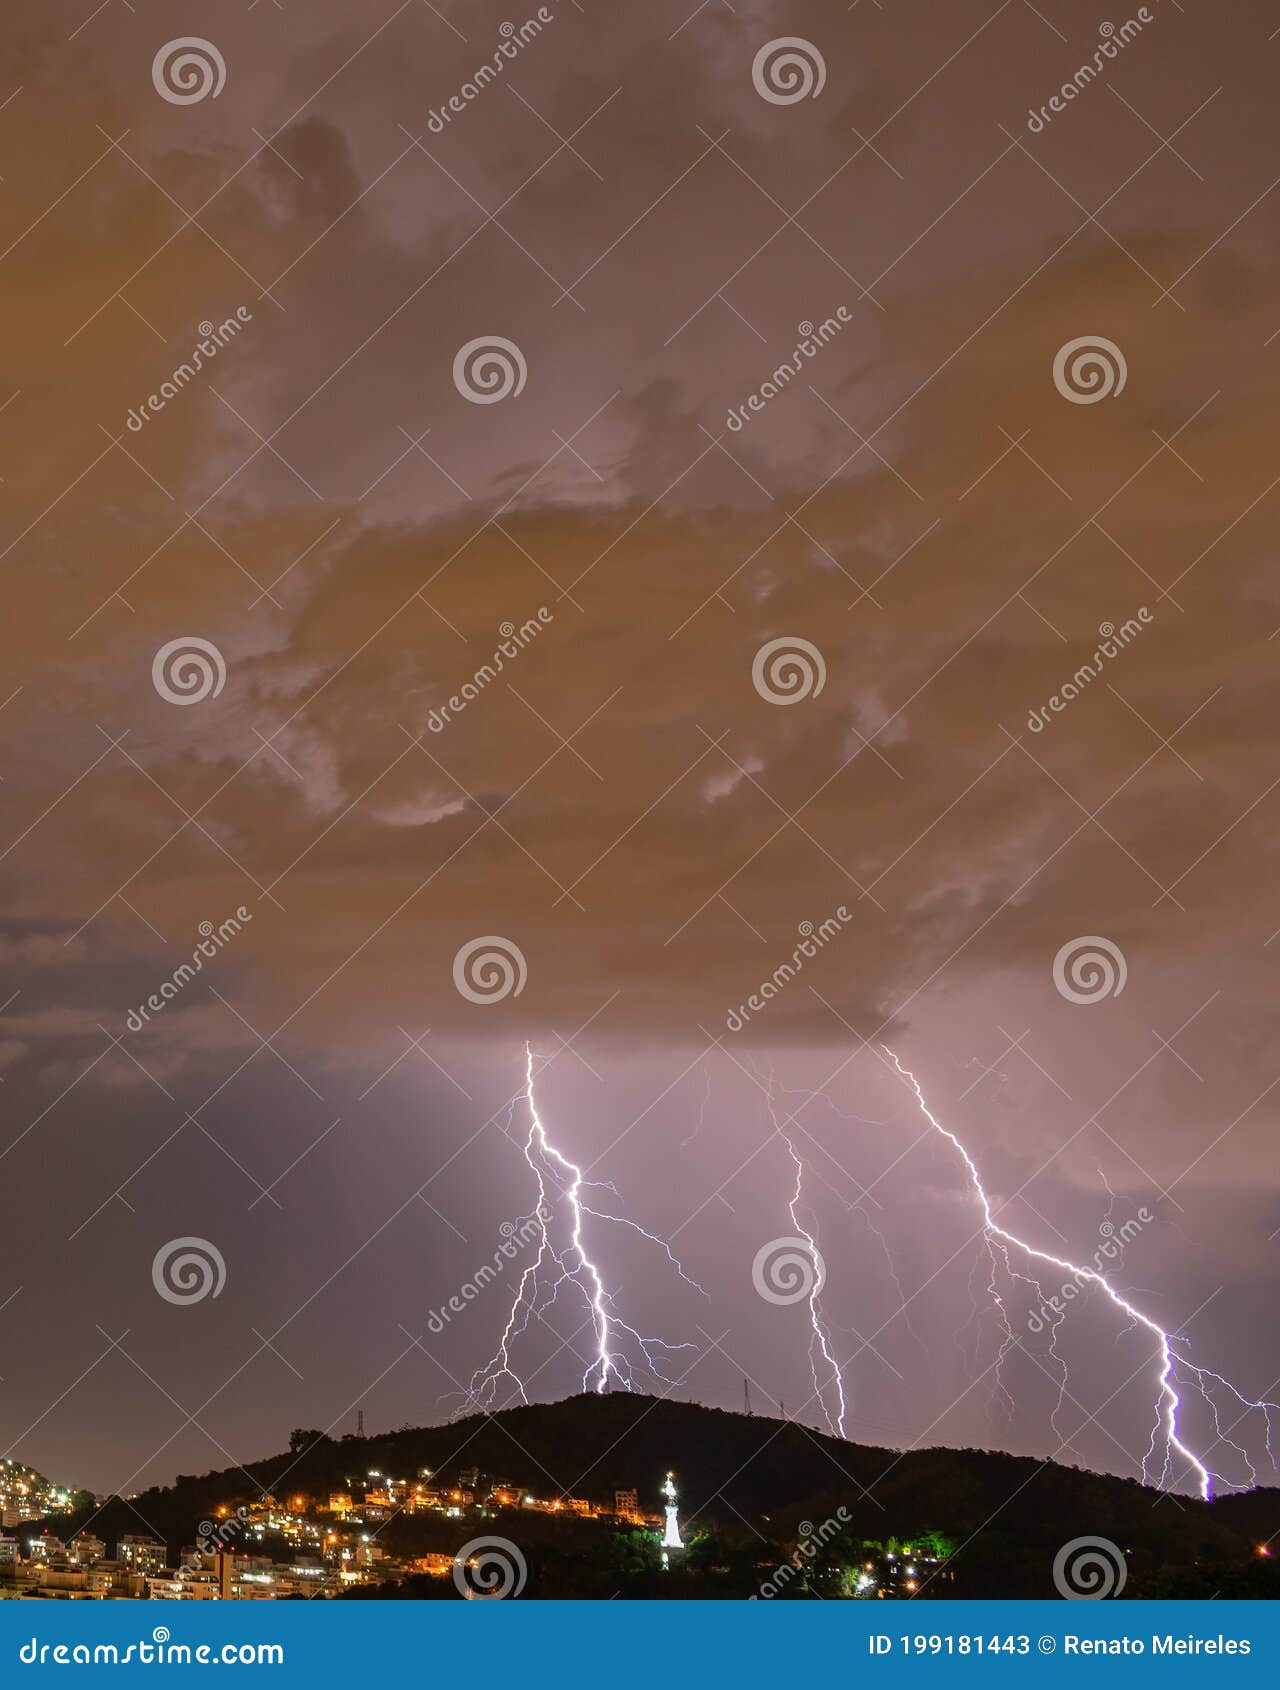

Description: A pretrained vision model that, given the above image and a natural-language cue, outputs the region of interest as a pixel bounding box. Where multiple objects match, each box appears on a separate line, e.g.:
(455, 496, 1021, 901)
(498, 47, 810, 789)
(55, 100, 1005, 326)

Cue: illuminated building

(33, 1565, 106, 1599)
(659, 1472, 684, 1554)
(116, 1535, 165, 1573)
(615, 1488, 639, 1523)
(69, 1535, 105, 1565)
(856, 1538, 953, 1598)
(411, 1553, 455, 1577)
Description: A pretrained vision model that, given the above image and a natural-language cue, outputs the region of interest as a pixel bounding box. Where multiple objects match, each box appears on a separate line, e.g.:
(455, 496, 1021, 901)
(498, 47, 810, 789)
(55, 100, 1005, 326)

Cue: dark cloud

(0, 0, 1277, 1492)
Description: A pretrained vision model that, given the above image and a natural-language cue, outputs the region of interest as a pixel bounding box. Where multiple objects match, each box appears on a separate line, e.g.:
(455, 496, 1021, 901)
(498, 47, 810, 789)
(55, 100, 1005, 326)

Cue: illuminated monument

(659, 1471, 684, 1556)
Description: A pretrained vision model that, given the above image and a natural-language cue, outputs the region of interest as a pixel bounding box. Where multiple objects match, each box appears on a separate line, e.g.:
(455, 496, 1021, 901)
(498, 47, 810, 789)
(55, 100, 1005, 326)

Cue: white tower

(660, 1471, 684, 1552)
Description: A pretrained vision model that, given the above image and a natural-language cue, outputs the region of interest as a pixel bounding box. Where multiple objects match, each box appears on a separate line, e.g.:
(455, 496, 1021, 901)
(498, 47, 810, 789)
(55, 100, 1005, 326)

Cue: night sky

(2, 0, 1278, 1505)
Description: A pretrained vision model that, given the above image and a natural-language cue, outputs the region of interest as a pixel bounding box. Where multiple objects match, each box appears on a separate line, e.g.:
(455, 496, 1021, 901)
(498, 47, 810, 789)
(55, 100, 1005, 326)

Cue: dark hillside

(38, 1394, 1280, 1598)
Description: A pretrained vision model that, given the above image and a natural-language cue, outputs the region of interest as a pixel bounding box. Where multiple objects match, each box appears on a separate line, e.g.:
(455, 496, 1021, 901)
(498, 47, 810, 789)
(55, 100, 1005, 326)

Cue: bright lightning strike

(465, 1044, 703, 1412)
(768, 1072, 932, 1375)
(886, 1047, 1280, 1500)
(757, 1072, 847, 1438)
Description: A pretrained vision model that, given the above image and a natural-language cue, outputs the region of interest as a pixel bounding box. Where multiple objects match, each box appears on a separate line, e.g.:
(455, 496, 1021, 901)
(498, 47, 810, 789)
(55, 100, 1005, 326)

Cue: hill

(40, 1394, 1280, 1597)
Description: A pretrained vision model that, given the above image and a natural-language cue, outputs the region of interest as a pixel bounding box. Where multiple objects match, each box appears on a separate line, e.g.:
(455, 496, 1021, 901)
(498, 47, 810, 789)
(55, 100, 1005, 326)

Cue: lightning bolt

(680, 1062, 713, 1151)
(886, 1047, 1280, 1499)
(775, 1076, 928, 1357)
(751, 1066, 847, 1438)
(761, 1070, 936, 1417)
(465, 1044, 703, 1411)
